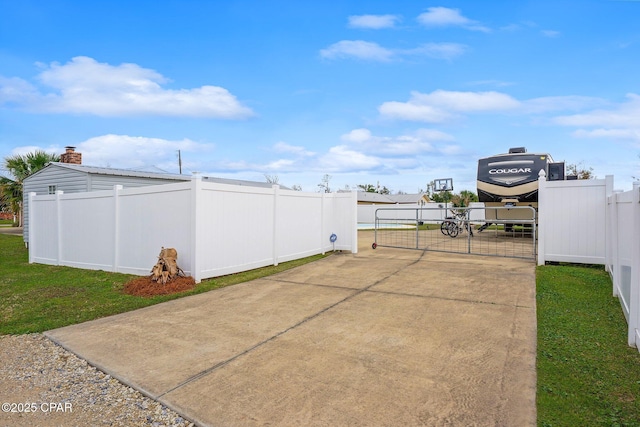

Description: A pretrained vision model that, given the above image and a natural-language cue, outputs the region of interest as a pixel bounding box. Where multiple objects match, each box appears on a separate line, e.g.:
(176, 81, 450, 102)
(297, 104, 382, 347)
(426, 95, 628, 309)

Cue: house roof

(26, 162, 285, 189)
(387, 193, 430, 204)
(357, 192, 395, 203)
(41, 162, 191, 181)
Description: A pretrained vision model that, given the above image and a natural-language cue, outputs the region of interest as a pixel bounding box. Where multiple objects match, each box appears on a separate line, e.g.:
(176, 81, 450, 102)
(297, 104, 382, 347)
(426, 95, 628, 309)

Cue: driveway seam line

(265, 279, 533, 309)
(158, 254, 426, 399)
(365, 289, 535, 309)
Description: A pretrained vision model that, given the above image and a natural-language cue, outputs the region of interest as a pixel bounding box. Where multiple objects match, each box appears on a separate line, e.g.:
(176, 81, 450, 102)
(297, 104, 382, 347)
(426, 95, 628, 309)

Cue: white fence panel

(117, 183, 192, 276)
(537, 174, 640, 350)
(28, 194, 59, 265)
(324, 192, 358, 252)
(276, 189, 323, 263)
(29, 179, 358, 283)
(607, 184, 640, 347)
(59, 191, 115, 271)
(197, 181, 277, 278)
(538, 175, 612, 265)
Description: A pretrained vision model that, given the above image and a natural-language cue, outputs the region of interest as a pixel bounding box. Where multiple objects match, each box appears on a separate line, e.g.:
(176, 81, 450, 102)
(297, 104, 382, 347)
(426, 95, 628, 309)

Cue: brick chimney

(60, 146, 82, 164)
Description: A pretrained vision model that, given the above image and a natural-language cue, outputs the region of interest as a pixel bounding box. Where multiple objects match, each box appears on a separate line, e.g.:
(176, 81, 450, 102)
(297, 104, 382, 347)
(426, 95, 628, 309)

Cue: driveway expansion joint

(159, 253, 427, 399)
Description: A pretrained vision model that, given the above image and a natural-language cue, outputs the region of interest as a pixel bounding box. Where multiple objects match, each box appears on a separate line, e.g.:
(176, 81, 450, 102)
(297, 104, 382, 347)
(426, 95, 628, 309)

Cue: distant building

(356, 191, 430, 205)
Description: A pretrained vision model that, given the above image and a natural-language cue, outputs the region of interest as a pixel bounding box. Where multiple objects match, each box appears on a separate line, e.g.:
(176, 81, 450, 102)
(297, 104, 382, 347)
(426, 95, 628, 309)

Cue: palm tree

(452, 190, 479, 208)
(0, 150, 60, 226)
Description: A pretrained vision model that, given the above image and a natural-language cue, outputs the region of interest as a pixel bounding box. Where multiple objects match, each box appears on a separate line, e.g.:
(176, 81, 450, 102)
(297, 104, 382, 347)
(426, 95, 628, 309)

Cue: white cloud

(215, 128, 459, 176)
(553, 93, 640, 127)
(541, 30, 561, 38)
(416, 90, 520, 111)
(77, 134, 210, 170)
(341, 128, 373, 143)
(549, 94, 640, 142)
(0, 76, 41, 104)
(521, 96, 607, 113)
(9, 145, 60, 157)
(572, 128, 640, 141)
(379, 90, 520, 122)
(414, 128, 457, 142)
(340, 127, 456, 156)
(348, 14, 400, 29)
(319, 40, 394, 61)
(402, 43, 467, 60)
(319, 145, 381, 172)
(320, 40, 468, 62)
(0, 56, 254, 118)
(378, 90, 611, 123)
(272, 141, 315, 157)
(417, 7, 490, 32)
(378, 101, 452, 123)
(265, 159, 296, 170)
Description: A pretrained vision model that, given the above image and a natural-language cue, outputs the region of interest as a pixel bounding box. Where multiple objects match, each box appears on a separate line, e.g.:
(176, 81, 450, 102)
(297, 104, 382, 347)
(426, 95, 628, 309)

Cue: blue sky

(2, 0, 640, 193)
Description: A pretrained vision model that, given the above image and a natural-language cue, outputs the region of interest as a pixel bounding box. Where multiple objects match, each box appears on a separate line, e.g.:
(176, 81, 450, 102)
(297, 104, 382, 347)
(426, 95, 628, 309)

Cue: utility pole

(178, 150, 182, 174)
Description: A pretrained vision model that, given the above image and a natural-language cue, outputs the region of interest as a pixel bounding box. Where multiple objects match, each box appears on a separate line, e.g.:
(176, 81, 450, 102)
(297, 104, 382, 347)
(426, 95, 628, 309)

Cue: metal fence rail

(372, 206, 537, 260)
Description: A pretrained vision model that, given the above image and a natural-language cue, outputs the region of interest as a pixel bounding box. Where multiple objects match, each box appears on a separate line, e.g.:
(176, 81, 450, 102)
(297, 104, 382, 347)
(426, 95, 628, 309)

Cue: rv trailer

(476, 147, 565, 230)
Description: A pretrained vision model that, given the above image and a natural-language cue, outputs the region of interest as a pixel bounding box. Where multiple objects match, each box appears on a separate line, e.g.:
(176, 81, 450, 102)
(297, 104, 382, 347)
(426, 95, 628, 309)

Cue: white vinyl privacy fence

(537, 174, 612, 265)
(538, 173, 640, 350)
(607, 183, 640, 347)
(28, 177, 357, 282)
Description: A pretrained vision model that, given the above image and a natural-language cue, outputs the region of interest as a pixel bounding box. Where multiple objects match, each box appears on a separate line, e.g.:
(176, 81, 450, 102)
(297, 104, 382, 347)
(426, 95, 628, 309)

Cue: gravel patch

(0, 334, 194, 427)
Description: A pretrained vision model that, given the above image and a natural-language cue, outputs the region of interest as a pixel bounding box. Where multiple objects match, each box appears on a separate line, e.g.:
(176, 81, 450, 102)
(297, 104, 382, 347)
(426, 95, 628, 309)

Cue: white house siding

(87, 174, 185, 191)
(24, 165, 89, 194)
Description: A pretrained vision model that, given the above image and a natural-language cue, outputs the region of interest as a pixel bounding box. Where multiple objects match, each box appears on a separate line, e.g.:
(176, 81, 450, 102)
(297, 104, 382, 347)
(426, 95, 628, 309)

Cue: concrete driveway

(0, 225, 22, 236)
(46, 232, 537, 426)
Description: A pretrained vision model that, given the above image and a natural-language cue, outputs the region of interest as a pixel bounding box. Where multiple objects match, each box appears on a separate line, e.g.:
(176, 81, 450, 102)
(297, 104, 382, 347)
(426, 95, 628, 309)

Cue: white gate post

(28, 192, 36, 263)
(320, 192, 326, 255)
(190, 175, 203, 283)
(610, 191, 620, 297)
(113, 185, 123, 273)
(272, 184, 280, 266)
(56, 190, 64, 266)
(537, 170, 547, 265)
(351, 191, 358, 254)
(629, 183, 640, 347)
(605, 176, 614, 276)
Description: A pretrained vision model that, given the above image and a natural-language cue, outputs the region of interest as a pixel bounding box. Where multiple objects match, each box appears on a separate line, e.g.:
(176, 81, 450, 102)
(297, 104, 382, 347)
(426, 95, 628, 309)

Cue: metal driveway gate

(371, 206, 537, 260)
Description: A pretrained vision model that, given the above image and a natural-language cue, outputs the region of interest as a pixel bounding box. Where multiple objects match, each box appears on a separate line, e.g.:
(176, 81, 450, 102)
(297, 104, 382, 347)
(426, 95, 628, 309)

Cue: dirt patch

(123, 276, 196, 297)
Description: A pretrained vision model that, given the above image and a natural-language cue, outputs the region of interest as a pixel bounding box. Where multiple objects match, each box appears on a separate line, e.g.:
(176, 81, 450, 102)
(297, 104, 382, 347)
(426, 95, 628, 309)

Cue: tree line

(0, 151, 60, 226)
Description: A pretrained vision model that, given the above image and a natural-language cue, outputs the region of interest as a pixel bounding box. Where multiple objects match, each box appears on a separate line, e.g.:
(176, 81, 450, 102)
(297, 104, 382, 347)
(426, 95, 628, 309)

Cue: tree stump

(150, 247, 185, 284)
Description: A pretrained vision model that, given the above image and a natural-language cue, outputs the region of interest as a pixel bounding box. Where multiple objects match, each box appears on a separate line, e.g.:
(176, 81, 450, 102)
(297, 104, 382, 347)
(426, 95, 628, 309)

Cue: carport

(46, 231, 537, 426)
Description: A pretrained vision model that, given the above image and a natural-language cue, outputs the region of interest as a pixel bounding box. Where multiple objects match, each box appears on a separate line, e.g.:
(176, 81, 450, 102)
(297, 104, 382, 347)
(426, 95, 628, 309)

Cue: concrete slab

(46, 235, 537, 426)
(45, 280, 356, 397)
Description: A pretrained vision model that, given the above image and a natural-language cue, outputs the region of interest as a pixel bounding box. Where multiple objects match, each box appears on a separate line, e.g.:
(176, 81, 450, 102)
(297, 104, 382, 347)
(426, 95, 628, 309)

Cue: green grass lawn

(0, 234, 326, 334)
(537, 264, 640, 426)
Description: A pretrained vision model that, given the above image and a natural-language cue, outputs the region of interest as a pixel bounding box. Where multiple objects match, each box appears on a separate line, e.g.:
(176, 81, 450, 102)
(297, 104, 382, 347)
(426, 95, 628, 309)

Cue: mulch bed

(123, 275, 196, 297)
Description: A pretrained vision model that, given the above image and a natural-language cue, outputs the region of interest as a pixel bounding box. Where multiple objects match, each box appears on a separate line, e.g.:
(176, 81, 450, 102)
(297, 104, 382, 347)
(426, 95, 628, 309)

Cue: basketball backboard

(433, 178, 453, 192)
